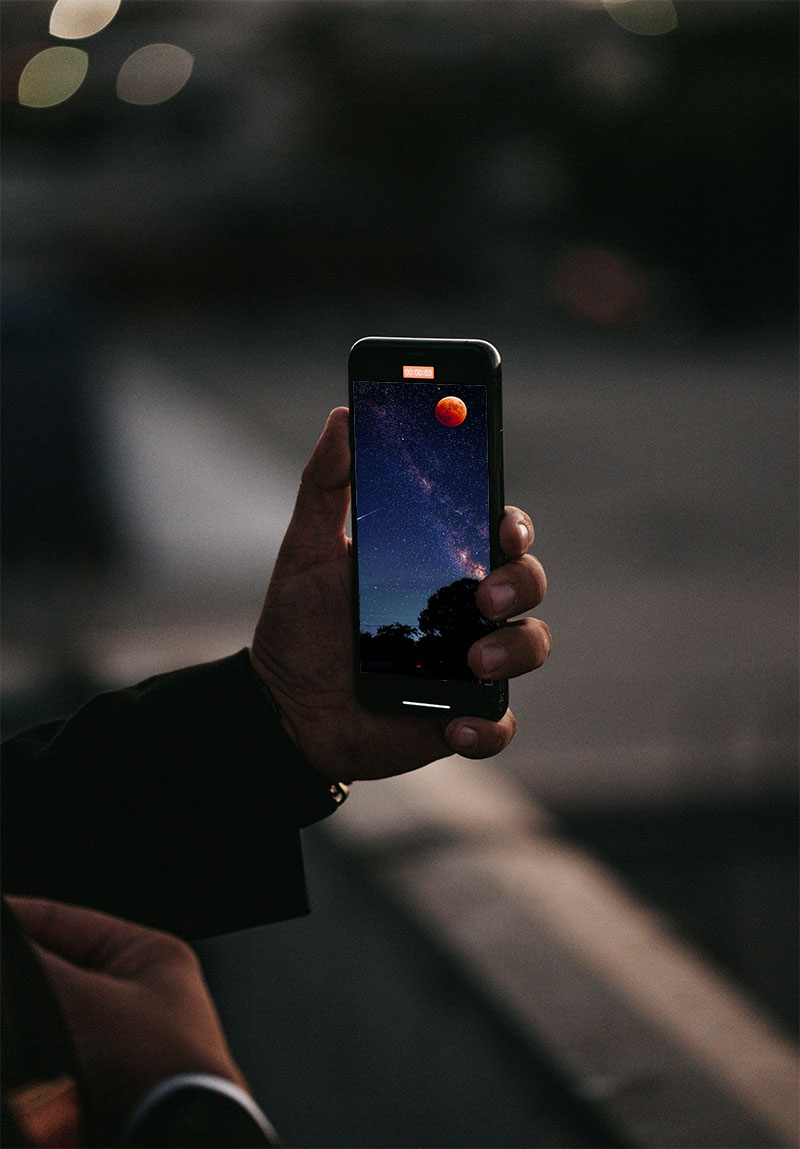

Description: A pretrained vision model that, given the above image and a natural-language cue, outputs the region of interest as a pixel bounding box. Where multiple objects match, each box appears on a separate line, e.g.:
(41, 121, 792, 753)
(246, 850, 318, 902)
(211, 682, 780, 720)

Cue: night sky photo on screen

(353, 378, 493, 681)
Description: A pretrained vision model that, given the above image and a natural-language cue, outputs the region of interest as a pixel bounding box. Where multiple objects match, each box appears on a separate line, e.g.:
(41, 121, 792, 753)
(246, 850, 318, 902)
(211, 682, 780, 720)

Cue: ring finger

(468, 617, 552, 680)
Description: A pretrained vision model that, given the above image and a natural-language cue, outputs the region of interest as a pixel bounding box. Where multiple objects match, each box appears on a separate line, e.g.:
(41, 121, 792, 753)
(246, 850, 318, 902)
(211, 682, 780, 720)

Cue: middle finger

(476, 554, 548, 622)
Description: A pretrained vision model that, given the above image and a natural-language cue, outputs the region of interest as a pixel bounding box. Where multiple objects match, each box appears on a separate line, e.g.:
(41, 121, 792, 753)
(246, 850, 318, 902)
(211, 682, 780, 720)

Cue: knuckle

(531, 618, 552, 664)
(535, 558, 548, 601)
(506, 617, 551, 672)
(154, 932, 200, 972)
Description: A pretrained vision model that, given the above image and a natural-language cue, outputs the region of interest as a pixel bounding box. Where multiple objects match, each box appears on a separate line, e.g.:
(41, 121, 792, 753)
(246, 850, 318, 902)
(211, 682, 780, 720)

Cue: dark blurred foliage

(2, 0, 797, 331)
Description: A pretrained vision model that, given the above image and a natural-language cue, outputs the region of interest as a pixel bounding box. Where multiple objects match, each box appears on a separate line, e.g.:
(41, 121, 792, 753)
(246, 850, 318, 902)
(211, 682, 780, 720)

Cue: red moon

(435, 396, 467, 426)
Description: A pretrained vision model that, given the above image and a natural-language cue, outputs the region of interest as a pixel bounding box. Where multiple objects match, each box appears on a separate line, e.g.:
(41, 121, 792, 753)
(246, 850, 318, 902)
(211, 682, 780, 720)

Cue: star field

(352, 379, 490, 634)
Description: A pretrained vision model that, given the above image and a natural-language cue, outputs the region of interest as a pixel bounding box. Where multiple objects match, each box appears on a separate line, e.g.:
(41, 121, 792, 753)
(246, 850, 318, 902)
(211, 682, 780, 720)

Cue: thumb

(278, 406, 351, 566)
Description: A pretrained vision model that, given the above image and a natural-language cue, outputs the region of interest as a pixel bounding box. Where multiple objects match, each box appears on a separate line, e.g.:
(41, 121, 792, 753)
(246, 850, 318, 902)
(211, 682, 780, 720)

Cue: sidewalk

(198, 758, 798, 1148)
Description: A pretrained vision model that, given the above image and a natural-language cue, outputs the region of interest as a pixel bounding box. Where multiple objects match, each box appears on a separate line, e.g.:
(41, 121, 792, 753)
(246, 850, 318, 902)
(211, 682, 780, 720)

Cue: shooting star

(357, 508, 381, 522)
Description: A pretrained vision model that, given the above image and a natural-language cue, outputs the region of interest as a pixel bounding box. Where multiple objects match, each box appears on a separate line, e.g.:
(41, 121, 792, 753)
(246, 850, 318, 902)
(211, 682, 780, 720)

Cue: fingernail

(479, 644, 506, 673)
(454, 725, 479, 751)
(516, 520, 532, 550)
(487, 583, 515, 617)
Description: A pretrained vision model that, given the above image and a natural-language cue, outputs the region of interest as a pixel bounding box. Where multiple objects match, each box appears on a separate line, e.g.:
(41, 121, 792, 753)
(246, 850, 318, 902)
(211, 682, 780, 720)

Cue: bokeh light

(18, 45, 88, 108)
(603, 0, 678, 37)
(49, 0, 121, 41)
(550, 245, 651, 326)
(116, 43, 193, 106)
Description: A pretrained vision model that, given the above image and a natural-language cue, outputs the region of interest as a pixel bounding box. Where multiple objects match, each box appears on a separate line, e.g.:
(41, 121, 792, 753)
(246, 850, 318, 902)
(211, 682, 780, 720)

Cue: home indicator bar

(402, 700, 451, 710)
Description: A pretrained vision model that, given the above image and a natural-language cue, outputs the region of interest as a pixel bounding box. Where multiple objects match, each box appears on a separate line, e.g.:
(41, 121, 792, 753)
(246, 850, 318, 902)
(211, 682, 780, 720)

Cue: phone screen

(351, 377, 496, 684)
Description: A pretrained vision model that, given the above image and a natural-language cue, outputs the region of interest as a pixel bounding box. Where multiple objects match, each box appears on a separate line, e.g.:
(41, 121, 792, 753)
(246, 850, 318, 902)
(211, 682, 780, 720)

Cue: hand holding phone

(250, 363, 550, 782)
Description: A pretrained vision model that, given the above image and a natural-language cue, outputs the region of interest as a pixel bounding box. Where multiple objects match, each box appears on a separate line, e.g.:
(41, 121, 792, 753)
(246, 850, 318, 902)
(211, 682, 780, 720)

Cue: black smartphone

(349, 336, 507, 721)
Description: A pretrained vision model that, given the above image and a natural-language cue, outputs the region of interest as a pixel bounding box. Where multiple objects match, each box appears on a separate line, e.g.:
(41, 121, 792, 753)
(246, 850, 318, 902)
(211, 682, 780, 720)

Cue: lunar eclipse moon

(435, 396, 467, 426)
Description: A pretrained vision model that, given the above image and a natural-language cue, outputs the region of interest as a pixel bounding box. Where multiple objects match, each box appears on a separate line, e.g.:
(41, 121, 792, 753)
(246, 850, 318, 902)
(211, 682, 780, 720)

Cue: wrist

(248, 653, 350, 824)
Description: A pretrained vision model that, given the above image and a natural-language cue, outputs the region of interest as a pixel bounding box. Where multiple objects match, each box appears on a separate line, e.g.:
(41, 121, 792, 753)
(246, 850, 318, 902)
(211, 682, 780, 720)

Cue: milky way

(352, 378, 490, 634)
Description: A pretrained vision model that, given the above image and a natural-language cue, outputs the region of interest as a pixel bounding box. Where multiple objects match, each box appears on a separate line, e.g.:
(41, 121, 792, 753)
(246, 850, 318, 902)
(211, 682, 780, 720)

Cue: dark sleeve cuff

(248, 661, 349, 827)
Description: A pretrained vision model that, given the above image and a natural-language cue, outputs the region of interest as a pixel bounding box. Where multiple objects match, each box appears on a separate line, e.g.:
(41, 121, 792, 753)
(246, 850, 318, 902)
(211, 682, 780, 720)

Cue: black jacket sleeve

(1, 649, 327, 939)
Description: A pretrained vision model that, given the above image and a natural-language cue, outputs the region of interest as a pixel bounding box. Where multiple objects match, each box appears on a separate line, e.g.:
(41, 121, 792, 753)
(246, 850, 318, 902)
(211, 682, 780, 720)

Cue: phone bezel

(348, 337, 508, 721)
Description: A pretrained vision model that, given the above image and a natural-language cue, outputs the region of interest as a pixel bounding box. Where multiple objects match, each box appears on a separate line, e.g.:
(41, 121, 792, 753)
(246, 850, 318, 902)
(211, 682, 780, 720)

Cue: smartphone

(349, 336, 507, 721)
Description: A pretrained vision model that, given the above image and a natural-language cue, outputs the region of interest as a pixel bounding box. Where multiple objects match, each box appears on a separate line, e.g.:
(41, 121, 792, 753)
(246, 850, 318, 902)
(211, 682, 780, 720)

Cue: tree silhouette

(418, 578, 481, 637)
(417, 577, 495, 680)
(360, 622, 419, 675)
(376, 623, 419, 641)
(360, 578, 495, 681)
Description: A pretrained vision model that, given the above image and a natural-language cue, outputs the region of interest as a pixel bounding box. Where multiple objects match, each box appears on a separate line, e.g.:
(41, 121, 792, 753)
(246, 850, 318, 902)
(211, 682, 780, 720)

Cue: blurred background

(2, 1, 797, 1145)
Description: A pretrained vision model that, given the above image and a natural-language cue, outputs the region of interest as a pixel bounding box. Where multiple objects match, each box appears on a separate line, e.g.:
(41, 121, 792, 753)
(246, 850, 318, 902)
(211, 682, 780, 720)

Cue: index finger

(499, 506, 535, 560)
(5, 897, 185, 978)
(7, 897, 116, 963)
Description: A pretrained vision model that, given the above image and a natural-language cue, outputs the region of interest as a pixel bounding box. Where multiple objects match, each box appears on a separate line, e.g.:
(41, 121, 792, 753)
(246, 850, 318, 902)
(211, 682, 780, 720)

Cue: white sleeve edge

(119, 1073, 277, 1145)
